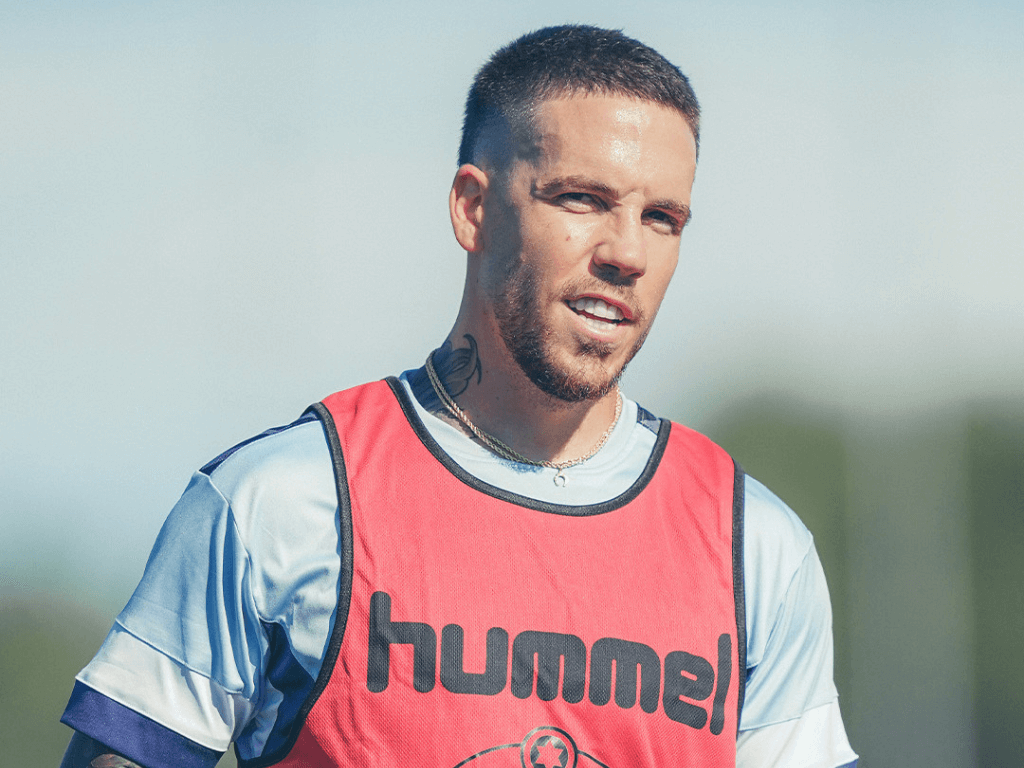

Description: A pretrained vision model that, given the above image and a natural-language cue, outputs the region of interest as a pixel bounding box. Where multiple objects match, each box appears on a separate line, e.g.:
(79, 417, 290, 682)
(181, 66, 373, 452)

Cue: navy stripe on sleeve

(636, 404, 662, 434)
(61, 681, 222, 768)
(200, 413, 318, 476)
(256, 620, 317, 757)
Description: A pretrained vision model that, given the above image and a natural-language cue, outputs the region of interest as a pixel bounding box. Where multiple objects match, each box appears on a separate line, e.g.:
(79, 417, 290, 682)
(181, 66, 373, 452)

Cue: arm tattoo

(90, 757, 144, 768)
(60, 733, 146, 768)
(433, 334, 482, 397)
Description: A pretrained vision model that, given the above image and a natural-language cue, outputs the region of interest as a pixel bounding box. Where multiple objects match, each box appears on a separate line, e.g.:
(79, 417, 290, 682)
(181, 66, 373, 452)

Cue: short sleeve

(61, 471, 264, 764)
(738, 474, 857, 767)
(61, 415, 342, 766)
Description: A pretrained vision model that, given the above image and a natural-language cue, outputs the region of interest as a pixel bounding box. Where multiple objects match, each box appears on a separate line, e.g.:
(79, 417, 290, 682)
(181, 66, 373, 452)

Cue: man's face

(478, 95, 698, 402)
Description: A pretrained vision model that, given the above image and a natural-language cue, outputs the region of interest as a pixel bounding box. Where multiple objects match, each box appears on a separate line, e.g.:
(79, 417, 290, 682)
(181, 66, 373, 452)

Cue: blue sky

(2, 0, 1022, 603)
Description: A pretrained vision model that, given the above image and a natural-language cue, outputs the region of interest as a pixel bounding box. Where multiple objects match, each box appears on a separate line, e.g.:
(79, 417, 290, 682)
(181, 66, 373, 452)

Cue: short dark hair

(458, 25, 700, 167)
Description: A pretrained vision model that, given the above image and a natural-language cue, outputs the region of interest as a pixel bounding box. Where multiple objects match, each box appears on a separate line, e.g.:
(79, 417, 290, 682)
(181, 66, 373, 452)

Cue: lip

(567, 293, 636, 323)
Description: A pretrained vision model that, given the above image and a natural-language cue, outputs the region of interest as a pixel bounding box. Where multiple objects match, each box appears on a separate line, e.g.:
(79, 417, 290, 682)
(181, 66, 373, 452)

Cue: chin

(533, 368, 619, 403)
(513, 343, 627, 404)
(492, 270, 643, 403)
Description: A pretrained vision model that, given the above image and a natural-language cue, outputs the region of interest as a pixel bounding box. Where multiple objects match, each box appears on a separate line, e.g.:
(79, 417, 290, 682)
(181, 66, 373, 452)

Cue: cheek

(550, 219, 601, 262)
(662, 254, 680, 285)
(648, 255, 680, 303)
(521, 215, 598, 276)
(564, 218, 599, 243)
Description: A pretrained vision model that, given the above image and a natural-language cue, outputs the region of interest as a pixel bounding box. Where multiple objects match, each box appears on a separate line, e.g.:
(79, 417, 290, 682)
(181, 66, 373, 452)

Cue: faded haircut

(458, 25, 701, 169)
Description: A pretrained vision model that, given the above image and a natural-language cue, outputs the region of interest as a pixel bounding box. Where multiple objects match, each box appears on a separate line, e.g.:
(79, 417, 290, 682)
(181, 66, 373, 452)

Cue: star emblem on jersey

(451, 725, 592, 767)
(531, 735, 567, 768)
(520, 726, 577, 768)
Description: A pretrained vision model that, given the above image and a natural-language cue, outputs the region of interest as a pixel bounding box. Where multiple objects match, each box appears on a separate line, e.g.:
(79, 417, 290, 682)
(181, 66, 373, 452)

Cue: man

(60, 25, 857, 768)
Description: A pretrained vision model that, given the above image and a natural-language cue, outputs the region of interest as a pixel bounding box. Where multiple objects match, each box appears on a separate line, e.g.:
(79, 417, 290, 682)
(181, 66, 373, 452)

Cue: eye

(557, 192, 604, 212)
(643, 209, 684, 236)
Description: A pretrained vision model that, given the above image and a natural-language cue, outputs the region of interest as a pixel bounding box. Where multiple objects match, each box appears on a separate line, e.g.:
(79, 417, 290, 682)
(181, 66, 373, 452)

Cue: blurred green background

(3, 2, 1022, 766)
(710, 399, 1024, 766)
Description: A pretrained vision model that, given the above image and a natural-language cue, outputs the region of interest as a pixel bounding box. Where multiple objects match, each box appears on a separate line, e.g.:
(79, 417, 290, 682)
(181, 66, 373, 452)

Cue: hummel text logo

(366, 591, 732, 734)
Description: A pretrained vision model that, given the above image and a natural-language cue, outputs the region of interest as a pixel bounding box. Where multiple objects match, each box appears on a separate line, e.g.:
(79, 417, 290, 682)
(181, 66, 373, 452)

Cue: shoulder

(741, 472, 820, 668)
(194, 411, 341, 620)
(743, 473, 815, 588)
(659, 423, 814, 577)
(196, 413, 336, 547)
(740, 472, 841, 728)
(116, 411, 340, 671)
(200, 411, 330, 502)
(80, 410, 344, 761)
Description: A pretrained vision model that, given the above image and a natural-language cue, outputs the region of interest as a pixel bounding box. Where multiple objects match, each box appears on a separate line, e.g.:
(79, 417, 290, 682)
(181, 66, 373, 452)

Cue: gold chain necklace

(424, 351, 622, 486)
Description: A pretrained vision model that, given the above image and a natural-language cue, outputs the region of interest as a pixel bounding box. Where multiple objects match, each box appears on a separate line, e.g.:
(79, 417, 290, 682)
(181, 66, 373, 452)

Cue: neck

(428, 330, 622, 465)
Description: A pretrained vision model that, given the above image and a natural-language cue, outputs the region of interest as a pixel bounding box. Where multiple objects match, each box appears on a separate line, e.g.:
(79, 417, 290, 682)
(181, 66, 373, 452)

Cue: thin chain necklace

(424, 351, 622, 486)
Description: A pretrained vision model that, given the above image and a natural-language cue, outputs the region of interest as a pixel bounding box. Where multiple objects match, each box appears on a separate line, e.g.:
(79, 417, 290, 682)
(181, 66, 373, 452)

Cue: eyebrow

(533, 175, 692, 225)
(534, 175, 617, 200)
(653, 197, 693, 226)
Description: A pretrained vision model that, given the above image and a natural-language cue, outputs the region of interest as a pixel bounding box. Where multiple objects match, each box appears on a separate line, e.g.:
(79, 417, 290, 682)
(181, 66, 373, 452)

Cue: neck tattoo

(424, 351, 622, 487)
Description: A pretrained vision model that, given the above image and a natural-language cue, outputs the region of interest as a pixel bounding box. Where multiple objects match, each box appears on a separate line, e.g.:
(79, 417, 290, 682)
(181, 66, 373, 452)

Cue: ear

(449, 164, 490, 253)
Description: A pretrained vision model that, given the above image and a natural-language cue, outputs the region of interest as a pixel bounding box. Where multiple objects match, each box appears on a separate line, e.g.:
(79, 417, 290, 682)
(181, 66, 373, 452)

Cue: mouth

(567, 296, 631, 334)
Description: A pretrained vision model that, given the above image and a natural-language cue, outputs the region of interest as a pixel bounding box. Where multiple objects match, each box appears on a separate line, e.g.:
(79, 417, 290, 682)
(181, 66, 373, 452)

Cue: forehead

(523, 95, 697, 190)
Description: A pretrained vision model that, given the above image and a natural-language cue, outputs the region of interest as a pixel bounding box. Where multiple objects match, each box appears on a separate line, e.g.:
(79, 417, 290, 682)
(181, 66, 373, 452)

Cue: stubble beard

(492, 261, 649, 404)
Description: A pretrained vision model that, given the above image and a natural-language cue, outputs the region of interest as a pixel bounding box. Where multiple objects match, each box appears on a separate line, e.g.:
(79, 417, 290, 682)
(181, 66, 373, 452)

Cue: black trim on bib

(732, 459, 747, 732)
(385, 376, 671, 517)
(241, 403, 355, 768)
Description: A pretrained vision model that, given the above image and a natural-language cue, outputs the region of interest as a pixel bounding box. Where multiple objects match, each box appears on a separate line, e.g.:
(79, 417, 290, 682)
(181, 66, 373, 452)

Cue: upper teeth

(570, 297, 624, 322)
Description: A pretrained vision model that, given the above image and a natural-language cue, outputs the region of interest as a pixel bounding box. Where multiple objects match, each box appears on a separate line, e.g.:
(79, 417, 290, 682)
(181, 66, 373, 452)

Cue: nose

(591, 211, 647, 282)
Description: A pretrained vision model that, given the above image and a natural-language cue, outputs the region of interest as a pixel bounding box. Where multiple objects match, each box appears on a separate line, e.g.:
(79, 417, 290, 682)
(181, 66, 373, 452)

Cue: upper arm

(60, 732, 144, 768)
(60, 472, 260, 764)
(60, 418, 340, 765)
(742, 474, 840, 725)
(736, 700, 858, 768)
